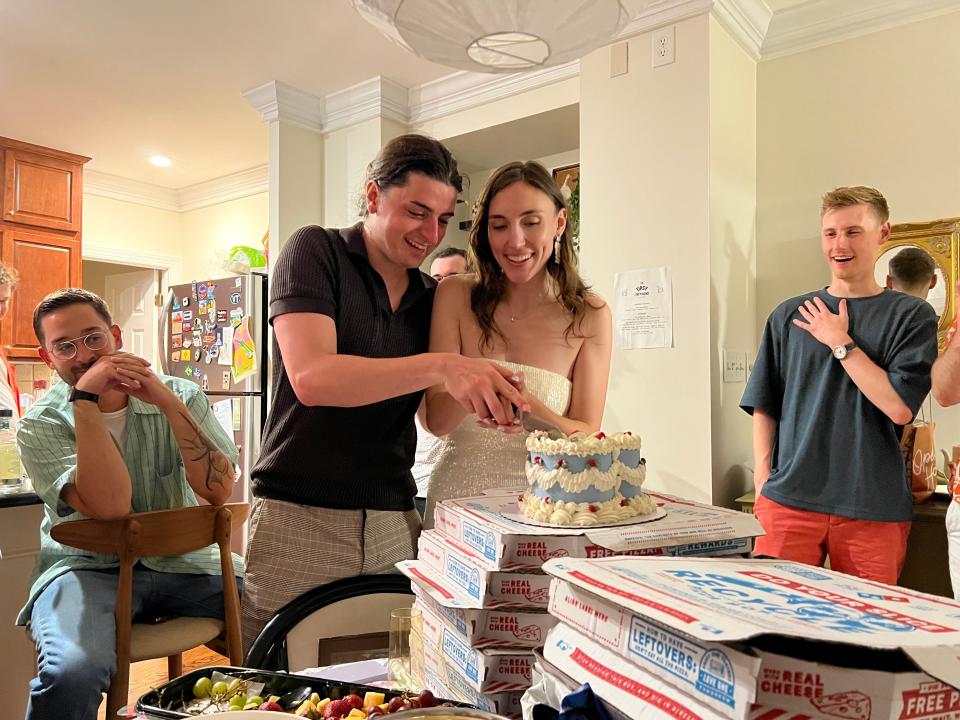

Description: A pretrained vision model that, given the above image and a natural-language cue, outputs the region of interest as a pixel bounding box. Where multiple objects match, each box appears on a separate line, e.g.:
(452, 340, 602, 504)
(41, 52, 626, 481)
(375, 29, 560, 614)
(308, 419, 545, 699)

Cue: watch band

(68, 387, 100, 404)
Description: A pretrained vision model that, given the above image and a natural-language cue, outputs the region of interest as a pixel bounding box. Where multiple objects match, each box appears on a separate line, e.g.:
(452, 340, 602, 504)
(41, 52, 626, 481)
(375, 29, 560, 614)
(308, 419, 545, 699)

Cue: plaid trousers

(240, 496, 421, 653)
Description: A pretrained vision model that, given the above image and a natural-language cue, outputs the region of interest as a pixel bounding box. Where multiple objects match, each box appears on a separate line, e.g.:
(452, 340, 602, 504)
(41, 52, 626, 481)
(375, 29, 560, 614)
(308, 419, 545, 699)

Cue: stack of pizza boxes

(399, 491, 765, 718)
(538, 555, 960, 720)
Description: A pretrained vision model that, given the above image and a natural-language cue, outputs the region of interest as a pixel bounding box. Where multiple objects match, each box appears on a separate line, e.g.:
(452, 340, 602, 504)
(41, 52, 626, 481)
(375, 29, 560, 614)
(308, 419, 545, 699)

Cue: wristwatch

(832, 341, 857, 360)
(68, 387, 100, 404)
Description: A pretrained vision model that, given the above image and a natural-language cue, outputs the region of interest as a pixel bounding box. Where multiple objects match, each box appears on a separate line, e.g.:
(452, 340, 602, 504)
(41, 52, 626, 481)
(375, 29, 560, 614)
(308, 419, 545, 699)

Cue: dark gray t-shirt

(740, 288, 937, 522)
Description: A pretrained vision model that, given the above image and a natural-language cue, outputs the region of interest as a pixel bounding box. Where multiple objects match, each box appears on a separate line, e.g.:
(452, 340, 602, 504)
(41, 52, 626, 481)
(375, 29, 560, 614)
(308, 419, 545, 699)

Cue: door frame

(82, 244, 179, 290)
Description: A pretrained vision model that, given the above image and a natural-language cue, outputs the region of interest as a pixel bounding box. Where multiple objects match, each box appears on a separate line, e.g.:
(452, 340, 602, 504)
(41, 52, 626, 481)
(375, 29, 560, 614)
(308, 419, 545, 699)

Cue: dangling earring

(553, 234, 562, 264)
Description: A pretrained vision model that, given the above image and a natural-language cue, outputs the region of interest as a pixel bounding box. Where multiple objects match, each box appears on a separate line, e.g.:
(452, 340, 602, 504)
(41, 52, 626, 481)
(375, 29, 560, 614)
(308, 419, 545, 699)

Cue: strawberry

(345, 694, 363, 710)
(588, 504, 597, 512)
(586, 458, 597, 468)
(595, 431, 606, 439)
(533, 456, 542, 465)
(323, 698, 352, 718)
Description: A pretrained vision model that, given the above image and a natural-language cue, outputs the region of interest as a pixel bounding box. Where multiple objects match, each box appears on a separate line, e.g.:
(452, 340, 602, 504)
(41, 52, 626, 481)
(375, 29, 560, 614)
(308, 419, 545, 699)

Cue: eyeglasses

(49, 331, 109, 360)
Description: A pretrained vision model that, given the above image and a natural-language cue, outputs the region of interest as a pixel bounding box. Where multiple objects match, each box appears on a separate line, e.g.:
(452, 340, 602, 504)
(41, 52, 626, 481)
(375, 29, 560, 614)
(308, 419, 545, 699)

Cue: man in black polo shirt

(241, 134, 528, 648)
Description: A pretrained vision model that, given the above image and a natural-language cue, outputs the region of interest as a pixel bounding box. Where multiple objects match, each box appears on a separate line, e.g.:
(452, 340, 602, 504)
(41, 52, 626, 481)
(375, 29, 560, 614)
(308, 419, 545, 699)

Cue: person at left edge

(17, 288, 241, 720)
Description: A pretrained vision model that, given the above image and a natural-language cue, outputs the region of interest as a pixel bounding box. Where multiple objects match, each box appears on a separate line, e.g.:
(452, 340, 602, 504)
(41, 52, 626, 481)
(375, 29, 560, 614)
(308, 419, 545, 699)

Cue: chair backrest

(245, 574, 413, 671)
(51, 502, 250, 559)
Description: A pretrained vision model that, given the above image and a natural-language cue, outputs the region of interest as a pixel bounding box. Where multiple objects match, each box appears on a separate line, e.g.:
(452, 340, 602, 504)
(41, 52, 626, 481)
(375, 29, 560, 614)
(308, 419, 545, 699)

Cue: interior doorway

(82, 260, 163, 366)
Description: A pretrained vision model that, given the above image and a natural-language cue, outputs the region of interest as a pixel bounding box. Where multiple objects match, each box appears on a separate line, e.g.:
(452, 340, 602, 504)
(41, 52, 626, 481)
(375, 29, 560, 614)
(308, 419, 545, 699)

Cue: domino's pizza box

(415, 638, 524, 718)
(543, 556, 960, 720)
(415, 530, 551, 607)
(416, 595, 535, 693)
(433, 491, 760, 570)
(412, 575, 557, 648)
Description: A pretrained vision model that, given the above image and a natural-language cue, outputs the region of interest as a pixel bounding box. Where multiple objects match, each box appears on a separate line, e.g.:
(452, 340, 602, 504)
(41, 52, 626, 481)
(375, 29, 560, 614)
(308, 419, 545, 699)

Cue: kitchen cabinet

(0, 137, 89, 360)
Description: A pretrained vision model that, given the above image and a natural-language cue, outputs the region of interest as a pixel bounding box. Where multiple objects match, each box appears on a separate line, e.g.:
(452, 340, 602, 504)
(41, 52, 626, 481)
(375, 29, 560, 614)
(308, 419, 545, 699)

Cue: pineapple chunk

(316, 697, 332, 711)
(347, 710, 366, 718)
(295, 699, 319, 718)
(363, 691, 386, 709)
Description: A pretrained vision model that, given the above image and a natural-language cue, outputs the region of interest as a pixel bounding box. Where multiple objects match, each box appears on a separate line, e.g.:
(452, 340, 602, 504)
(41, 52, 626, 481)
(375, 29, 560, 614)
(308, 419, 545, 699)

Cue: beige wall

(757, 10, 960, 459)
(580, 14, 714, 502)
(709, 17, 758, 507)
(83, 191, 268, 285)
(180, 193, 269, 281)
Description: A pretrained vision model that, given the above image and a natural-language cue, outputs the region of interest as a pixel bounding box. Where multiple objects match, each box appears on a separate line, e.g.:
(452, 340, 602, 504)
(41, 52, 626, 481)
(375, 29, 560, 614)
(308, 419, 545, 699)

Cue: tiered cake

(519, 430, 655, 526)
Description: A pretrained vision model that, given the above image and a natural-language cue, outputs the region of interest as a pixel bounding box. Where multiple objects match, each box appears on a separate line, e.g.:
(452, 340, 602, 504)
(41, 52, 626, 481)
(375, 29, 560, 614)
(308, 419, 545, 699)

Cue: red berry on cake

(620, 499, 628, 507)
(595, 432, 606, 439)
(545, 497, 551, 503)
(556, 459, 565, 468)
(640, 457, 647, 465)
(534, 456, 542, 465)
(587, 458, 597, 468)
(588, 504, 597, 512)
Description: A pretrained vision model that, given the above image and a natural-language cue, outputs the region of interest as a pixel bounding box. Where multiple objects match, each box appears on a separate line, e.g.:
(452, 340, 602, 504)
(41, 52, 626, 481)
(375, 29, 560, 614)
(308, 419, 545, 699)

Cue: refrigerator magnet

(180, 349, 191, 361)
(194, 348, 201, 362)
(230, 292, 241, 304)
(209, 345, 219, 359)
(216, 310, 227, 322)
(194, 366, 202, 377)
(185, 366, 194, 377)
(199, 299, 208, 314)
(182, 296, 190, 307)
(182, 311, 193, 321)
(171, 322, 183, 335)
(207, 283, 216, 298)
(172, 311, 183, 323)
(191, 281, 198, 300)
(171, 351, 179, 364)
(193, 318, 202, 330)
(235, 277, 242, 287)
(202, 376, 209, 391)
(172, 297, 181, 310)
(198, 283, 207, 300)
(172, 335, 183, 348)
(207, 300, 217, 317)
(222, 371, 231, 387)
(183, 338, 192, 348)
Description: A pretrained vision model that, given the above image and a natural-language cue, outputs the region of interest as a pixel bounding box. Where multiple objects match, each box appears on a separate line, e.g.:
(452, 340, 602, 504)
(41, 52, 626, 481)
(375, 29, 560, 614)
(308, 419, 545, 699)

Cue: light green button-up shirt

(16, 375, 242, 625)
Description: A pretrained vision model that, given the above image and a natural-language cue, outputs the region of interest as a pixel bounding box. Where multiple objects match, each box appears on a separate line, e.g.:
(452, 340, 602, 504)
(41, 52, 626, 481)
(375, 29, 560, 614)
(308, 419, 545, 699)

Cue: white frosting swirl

(617, 462, 647, 486)
(611, 431, 641, 451)
(518, 493, 643, 526)
(526, 461, 619, 492)
(526, 430, 619, 456)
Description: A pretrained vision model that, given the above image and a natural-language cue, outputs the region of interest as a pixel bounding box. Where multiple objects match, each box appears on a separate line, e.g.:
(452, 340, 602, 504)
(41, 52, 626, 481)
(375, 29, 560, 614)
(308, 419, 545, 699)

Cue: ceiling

(0, 0, 454, 188)
(0, 0, 943, 191)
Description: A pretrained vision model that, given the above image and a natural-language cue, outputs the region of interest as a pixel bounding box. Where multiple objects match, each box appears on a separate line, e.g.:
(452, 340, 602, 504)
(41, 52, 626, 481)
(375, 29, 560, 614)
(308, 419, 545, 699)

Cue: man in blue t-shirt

(741, 186, 938, 584)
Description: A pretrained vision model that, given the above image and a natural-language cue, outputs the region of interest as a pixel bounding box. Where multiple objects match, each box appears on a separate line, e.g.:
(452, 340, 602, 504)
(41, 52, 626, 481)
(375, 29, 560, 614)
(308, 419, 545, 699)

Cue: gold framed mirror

(878, 217, 960, 353)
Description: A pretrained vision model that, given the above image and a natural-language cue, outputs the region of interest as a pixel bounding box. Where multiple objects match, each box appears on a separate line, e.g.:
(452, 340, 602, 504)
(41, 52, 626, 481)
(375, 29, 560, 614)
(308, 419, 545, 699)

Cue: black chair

(244, 574, 414, 671)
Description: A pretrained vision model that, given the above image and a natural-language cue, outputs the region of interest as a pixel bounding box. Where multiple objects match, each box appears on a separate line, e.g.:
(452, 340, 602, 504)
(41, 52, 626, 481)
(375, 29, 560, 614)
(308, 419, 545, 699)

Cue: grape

(211, 680, 228, 697)
(247, 696, 264, 707)
(192, 676, 212, 699)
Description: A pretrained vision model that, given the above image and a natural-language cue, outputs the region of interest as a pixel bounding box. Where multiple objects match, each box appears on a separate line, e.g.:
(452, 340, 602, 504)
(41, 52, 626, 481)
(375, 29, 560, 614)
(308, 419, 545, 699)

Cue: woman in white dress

(423, 161, 612, 526)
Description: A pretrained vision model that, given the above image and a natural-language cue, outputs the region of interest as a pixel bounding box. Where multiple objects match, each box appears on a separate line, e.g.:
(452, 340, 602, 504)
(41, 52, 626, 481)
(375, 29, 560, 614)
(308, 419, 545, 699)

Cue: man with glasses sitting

(15, 288, 242, 720)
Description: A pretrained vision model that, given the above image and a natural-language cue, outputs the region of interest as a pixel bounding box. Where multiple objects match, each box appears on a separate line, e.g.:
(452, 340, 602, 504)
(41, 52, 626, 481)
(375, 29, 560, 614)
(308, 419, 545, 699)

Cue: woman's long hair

(469, 161, 592, 352)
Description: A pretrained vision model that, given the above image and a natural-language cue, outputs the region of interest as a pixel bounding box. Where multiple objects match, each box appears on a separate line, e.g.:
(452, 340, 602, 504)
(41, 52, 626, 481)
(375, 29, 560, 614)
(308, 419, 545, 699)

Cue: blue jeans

(27, 566, 239, 720)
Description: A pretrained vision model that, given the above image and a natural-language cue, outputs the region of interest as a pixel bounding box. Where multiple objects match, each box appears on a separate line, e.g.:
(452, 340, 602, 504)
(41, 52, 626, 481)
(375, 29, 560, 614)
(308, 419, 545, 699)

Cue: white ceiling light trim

(353, 0, 638, 73)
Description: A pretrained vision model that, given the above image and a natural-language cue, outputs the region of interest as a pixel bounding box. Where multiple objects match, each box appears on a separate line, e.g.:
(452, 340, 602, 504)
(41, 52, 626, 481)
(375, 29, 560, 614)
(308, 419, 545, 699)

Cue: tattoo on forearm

(177, 408, 232, 492)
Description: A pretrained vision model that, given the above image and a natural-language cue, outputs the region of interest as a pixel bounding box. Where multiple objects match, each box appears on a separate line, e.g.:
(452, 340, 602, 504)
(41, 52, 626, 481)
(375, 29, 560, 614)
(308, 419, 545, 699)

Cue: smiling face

(821, 203, 890, 286)
(486, 181, 566, 286)
(364, 171, 458, 270)
(37, 302, 122, 386)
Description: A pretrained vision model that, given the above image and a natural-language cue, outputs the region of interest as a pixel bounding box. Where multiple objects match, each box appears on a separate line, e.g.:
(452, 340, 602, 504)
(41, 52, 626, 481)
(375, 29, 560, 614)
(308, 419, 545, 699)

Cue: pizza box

(398, 560, 539, 610)
(543, 622, 721, 719)
(543, 556, 960, 720)
(416, 596, 535, 693)
(433, 491, 760, 570)
(415, 638, 524, 718)
(411, 576, 556, 648)
(415, 530, 551, 607)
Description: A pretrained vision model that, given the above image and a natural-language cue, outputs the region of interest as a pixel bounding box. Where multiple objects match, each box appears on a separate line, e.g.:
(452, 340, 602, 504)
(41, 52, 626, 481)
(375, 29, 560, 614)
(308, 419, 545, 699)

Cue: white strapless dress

(423, 361, 573, 529)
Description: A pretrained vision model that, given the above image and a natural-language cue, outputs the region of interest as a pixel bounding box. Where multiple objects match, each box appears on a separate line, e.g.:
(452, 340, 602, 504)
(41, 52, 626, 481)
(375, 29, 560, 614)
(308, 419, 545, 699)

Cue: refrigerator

(158, 272, 268, 552)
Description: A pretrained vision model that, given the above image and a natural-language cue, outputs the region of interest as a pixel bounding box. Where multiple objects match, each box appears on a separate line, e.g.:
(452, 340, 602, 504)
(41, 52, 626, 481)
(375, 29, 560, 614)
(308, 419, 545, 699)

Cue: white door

(104, 269, 158, 365)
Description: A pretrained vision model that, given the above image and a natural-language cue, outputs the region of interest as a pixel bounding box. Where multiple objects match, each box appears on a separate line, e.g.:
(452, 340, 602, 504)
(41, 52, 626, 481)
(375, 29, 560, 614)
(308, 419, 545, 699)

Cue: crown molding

(242, 80, 324, 131)
(85, 170, 180, 211)
(323, 76, 410, 131)
(407, 60, 580, 126)
(619, 0, 713, 38)
(84, 243, 181, 270)
(85, 166, 268, 213)
(713, 0, 771, 59)
(761, 0, 960, 58)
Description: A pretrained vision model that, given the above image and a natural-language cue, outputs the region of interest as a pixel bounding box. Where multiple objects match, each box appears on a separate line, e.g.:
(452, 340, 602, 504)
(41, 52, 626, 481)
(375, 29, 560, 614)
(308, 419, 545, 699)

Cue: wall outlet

(722, 350, 747, 383)
(652, 25, 675, 68)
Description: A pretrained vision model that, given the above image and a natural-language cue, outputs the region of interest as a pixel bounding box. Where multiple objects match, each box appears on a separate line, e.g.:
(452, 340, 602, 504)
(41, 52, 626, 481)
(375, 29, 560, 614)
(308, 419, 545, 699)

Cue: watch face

(833, 345, 846, 359)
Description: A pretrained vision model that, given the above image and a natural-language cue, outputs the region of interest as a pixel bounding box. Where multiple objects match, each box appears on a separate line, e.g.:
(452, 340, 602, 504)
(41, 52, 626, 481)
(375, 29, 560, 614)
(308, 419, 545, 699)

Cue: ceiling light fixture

(353, 0, 643, 73)
(149, 155, 172, 167)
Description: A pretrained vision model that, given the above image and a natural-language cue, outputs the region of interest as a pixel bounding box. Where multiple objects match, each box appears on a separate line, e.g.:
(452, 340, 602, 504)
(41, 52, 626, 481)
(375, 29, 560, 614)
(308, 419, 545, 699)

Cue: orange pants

(753, 493, 911, 585)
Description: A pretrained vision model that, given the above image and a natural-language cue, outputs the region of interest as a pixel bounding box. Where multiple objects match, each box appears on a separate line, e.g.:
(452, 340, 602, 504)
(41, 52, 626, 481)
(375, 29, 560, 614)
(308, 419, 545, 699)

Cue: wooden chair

(50, 502, 248, 719)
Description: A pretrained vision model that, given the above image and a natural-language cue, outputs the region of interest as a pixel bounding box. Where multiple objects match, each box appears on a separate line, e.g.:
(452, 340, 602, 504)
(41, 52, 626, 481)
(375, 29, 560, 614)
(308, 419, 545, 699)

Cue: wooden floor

(97, 646, 228, 719)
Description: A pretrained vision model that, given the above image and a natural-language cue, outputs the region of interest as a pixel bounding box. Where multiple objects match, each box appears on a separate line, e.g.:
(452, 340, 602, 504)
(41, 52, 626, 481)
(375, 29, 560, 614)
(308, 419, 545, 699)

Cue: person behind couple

(241, 134, 527, 649)
(422, 161, 613, 527)
(741, 186, 938, 585)
(16, 289, 241, 720)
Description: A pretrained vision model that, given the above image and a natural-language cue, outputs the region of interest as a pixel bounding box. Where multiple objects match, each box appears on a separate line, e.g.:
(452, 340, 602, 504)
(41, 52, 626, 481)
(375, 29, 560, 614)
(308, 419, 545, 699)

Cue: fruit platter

(136, 667, 474, 719)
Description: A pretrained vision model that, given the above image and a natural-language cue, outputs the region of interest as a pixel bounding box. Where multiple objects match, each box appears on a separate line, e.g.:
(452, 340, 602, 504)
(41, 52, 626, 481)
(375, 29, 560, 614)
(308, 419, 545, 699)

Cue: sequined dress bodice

(423, 361, 572, 528)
